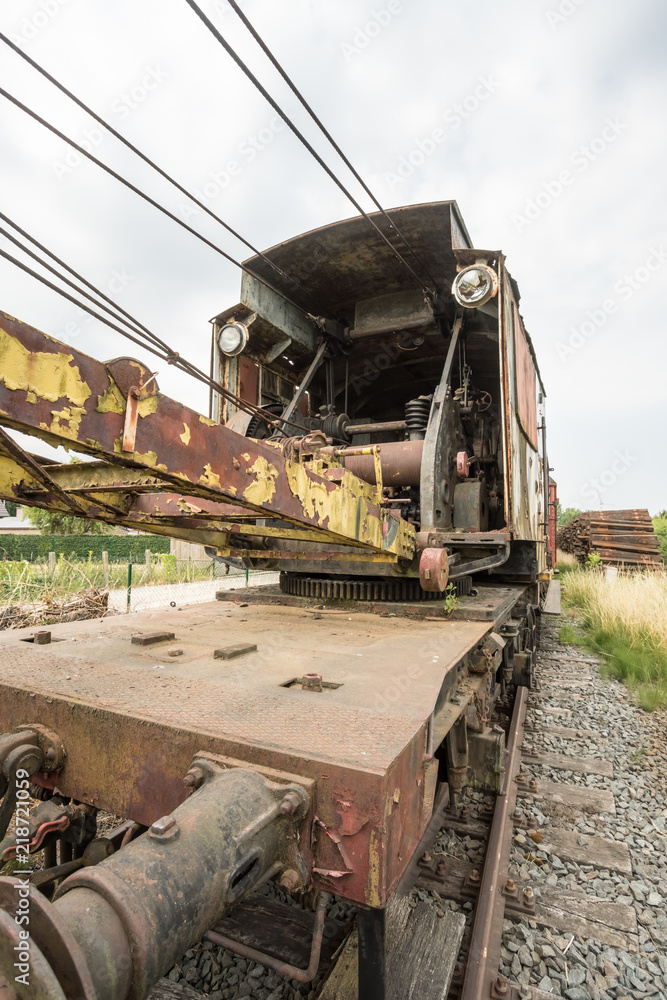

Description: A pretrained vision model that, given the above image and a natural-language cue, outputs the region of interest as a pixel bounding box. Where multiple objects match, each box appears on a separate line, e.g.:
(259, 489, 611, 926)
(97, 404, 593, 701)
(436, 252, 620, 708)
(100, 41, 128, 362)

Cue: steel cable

(0, 86, 314, 320)
(0, 32, 319, 313)
(222, 0, 440, 292)
(0, 239, 314, 435)
(183, 0, 438, 300)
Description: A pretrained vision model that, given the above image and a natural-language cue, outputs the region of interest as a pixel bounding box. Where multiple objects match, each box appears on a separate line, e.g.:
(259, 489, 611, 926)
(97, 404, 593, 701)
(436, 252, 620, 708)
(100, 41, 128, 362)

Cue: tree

(557, 504, 581, 527)
(25, 507, 114, 536)
(653, 513, 667, 565)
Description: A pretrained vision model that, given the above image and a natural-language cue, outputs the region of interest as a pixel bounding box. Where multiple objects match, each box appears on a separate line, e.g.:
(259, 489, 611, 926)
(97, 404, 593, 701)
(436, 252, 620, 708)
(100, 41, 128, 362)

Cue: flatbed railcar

(0, 202, 556, 1000)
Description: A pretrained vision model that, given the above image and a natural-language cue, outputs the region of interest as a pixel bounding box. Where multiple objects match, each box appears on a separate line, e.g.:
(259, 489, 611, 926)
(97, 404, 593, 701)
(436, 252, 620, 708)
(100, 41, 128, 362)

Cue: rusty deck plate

(0, 599, 493, 906)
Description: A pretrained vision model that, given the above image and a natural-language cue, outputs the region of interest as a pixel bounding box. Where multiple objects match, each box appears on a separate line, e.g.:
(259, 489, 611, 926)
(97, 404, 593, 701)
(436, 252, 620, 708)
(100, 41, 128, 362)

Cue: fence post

(102, 551, 109, 588)
(245, 568, 249, 586)
(145, 548, 151, 577)
(48, 551, 56, 575)
(126, 561, 132, 613)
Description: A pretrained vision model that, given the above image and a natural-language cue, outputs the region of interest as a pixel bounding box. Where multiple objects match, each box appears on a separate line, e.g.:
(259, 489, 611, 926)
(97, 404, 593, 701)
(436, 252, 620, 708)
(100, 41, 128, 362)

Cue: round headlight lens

(218, 322, 248, 356)
(452, 265, 498, 308)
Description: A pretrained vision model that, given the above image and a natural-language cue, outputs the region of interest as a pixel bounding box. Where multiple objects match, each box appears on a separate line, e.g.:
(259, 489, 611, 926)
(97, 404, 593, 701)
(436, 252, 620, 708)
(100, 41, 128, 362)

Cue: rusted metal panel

(0, 600, 491, 906)
(238, 202, 469, 316)
(498, 274, 544, 548)
(512, 304, 538, 450)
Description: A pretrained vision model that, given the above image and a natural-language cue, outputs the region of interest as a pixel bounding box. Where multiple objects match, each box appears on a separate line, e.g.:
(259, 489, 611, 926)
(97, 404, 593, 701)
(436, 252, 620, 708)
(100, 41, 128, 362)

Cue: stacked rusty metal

(557, 509, 663, 567)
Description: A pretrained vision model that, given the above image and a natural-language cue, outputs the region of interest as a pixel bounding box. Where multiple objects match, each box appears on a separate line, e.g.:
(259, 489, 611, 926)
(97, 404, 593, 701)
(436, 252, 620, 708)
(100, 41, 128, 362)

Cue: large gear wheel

(279, 573, 472, 602)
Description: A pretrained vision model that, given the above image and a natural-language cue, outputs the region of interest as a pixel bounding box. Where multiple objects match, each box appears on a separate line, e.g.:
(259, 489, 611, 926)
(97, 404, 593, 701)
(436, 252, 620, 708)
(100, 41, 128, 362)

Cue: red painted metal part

(418, 547, 450, 592)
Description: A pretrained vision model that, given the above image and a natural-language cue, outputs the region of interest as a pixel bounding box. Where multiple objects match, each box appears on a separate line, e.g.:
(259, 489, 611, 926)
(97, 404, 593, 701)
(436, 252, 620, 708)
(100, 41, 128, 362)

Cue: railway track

(154, 590, 667, 1000)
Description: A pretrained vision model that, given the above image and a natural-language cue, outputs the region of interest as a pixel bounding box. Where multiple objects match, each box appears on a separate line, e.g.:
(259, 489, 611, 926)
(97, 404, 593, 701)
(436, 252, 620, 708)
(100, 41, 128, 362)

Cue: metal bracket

(105, 358, 159, 454)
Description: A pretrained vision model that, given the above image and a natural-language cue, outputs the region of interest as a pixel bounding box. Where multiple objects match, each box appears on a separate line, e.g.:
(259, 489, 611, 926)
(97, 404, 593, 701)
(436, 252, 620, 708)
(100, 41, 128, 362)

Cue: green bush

(0, 534, 171, 563)
(653, 515, 667, 564)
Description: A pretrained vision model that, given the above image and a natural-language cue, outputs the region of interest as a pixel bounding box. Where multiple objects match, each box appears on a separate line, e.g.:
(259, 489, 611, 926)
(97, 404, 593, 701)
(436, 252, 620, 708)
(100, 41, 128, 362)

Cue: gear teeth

(279, 573, 473, 602)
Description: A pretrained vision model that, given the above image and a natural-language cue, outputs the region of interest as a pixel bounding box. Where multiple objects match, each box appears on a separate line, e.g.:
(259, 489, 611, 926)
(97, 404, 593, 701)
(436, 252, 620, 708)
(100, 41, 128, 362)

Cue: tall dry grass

(560, 567, 667, 710)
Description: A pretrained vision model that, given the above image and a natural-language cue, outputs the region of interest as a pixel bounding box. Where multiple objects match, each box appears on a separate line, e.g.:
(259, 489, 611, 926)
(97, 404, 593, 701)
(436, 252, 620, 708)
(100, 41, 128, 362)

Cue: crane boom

(0, 311, 414, 567)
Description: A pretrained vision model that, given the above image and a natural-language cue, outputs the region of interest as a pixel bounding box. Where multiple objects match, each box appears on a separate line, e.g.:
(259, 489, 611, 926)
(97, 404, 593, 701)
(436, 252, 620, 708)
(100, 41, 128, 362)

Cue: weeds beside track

(558, 562, 667, 710)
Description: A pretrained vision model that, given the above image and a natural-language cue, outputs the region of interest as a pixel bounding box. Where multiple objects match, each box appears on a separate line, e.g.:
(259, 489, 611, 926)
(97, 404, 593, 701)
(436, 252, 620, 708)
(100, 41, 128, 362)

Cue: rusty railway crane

(0, 202, 555, 1000)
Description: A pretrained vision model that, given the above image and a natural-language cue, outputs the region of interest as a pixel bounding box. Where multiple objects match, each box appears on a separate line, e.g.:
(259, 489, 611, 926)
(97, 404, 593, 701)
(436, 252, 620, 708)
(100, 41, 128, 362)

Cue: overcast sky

(1, 0, 665, 514)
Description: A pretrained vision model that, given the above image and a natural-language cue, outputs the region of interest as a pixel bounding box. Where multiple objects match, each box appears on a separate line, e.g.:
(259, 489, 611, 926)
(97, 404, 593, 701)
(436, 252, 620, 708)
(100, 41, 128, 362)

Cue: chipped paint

(200, 463, 221, 489)
(137, 394, 159, 418)
(180, 423, 191, 446)
(242, 456, 278, 506)
(366, 829, 382, 908)
(0, 327, 91, 406)
(111, 438, 166, 471)
(198, 414, 217, 427)
(177, 498, 201, 513)
(96, 382, 125, 415)
(40, 405, 87, 441)
(96, 381, 159, 418)
(132, 450, 167, 471)
(285, 460, 330, 521)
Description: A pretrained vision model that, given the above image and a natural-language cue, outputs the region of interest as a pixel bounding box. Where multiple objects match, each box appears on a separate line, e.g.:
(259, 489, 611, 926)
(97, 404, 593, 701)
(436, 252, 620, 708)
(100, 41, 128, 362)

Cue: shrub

(0, 534, 170, 563)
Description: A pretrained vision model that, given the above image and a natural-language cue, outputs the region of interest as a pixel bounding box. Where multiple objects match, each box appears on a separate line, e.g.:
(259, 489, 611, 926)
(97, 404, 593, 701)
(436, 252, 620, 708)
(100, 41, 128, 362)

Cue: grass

(555, 548, 578, 570)
(559, 565, 667, 711)
(0, 555, 232, 606)
(558, 623, 580, 645)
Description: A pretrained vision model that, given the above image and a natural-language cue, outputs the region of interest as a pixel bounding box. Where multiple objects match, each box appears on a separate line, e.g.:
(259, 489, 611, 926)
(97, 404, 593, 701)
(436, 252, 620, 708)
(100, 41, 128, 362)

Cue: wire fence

(107, 561, 279, 614)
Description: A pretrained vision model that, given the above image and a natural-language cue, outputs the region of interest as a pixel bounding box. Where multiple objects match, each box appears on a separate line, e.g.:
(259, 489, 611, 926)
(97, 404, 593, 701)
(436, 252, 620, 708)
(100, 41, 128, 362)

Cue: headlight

(452, 264, 498, 308)
(218, 322, 248, 356)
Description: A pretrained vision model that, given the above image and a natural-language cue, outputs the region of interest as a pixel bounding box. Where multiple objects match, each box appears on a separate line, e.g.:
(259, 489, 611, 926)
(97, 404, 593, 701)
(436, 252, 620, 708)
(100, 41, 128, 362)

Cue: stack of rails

(557, 509, 663, 567)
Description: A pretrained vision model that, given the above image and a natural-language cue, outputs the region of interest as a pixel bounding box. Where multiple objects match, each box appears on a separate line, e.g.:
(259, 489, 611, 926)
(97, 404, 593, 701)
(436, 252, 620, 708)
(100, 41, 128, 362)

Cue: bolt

(420, 851, 432, 865)
(470, 869, 481, 884)
(529, 778, 538, 791)
(302, 672, 323, 692)
(516, 773, 526, 785)
(453, 963, 463, 980)
(33, 630, 51, 645)
(527, 816, 538, 829)
(436, 860, 447, 877)
(495, 976, 509, 995)
(523, 886, 535, 906)
(44, 748, 56, 765)
(513, 809, 522, 822)
(150, 815, 176, 835)
(183, 765, 205, 791)
(278, 868, 301, 893)
(280, 791, 302, 816)
(460, 806, 470, 821)
(483, 802, 494, 815)
(505, 878, 516, 893)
